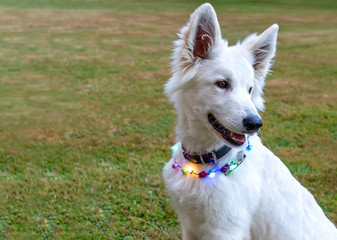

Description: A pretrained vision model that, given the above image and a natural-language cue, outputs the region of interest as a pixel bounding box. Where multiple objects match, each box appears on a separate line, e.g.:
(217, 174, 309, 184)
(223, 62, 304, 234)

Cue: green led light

(229, 164, 238, 171)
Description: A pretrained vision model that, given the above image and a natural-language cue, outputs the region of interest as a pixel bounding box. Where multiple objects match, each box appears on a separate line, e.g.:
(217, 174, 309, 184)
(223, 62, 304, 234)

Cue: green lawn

(0, 0, 336, 239)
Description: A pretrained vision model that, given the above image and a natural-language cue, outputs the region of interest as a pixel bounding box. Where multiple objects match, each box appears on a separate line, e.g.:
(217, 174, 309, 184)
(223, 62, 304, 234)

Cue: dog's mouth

(208, 113, 246, 146)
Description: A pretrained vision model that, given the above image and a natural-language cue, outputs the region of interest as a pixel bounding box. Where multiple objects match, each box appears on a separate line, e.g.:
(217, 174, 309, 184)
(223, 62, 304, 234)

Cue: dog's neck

(175, 95, 224, 154)
(177, 122, 223, 154)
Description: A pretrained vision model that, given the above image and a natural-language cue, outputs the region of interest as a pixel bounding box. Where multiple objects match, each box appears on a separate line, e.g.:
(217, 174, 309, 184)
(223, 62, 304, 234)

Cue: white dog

(163, 3, 337, 240)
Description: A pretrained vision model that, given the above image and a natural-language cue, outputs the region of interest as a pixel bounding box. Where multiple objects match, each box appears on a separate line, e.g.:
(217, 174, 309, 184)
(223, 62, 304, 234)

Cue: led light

(172, 162, 179, 169)
(198, 171, 207, 178)
(229, 164, 238, 171)
(209, 172, 216, 178)
(246, 136, 252, 151)
(246, 145, 252, 151)
(186, 167, 194, 174)
(170, 142, 180, 153)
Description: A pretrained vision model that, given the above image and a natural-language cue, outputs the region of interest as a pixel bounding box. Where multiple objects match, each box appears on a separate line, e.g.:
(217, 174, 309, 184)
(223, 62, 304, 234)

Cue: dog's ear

(188, 3, 221, 60)
(165, 3, 221, 97)
(177, 3, 222, 67)
(182, 3, 221, 63)
(242, 24, 279, 111)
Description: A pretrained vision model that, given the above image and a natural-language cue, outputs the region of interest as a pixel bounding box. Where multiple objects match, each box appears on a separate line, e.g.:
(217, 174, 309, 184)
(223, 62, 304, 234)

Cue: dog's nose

(243, 115, 263, 133)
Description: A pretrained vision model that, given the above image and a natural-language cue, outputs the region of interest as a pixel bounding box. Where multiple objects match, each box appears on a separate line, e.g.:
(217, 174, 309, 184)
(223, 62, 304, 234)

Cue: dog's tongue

(230, 132, 246, 143)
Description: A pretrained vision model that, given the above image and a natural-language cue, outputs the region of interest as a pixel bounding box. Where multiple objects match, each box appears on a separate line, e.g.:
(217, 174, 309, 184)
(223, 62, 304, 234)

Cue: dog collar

(171, 136, 252, 178)
(182, 144, 232, 165)
(172, 150, 247, 178)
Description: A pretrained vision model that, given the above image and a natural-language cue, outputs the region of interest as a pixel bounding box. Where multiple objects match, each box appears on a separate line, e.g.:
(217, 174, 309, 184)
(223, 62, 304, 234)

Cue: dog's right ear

(165, 3, 221, 97)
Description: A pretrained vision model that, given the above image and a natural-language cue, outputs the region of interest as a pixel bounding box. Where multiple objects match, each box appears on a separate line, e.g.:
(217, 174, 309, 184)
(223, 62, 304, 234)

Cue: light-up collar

(171, 136, 252, 178)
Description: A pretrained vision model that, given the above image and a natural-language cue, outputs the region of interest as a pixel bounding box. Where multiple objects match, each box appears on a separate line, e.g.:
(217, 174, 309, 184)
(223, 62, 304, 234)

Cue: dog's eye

(249, 87, 253, 94)
(216, 80, 229, 89)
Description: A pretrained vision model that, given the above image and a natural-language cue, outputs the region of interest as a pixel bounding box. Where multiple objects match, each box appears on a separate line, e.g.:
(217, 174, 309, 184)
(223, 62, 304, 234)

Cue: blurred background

(0, 0, 336, 239)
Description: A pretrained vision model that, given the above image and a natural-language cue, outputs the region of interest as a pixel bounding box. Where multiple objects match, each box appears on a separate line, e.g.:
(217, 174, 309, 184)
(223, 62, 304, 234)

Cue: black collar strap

(182, 144, 232, 164)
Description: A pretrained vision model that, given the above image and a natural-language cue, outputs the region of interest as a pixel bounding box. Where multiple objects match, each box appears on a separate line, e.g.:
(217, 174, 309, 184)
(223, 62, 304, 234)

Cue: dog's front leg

(183, 226, 250, 240)
(182, 226, 200, 240)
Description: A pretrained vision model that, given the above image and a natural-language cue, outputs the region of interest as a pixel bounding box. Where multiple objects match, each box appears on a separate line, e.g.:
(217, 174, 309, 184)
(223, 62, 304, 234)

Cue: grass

(0, 0, 336, 239)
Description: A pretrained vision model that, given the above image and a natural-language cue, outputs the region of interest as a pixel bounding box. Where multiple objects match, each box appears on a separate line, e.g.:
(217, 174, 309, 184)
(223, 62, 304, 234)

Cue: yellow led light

(186, 167, 194, 174)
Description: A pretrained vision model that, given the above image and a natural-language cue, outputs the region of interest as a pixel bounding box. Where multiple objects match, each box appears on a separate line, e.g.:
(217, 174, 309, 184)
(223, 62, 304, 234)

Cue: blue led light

(209, 172, 216, 178)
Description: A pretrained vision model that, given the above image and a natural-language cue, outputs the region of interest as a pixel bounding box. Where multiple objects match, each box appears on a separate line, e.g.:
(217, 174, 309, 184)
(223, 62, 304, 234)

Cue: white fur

(163, 3, 337, 240)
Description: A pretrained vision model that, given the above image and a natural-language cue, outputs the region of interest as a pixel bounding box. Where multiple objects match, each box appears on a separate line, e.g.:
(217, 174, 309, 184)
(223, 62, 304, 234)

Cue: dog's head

(165, 3, 278, 147)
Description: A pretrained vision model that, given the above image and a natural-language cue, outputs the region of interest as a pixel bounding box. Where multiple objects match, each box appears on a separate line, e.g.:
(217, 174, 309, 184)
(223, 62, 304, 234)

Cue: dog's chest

(163, 159, 261, 230)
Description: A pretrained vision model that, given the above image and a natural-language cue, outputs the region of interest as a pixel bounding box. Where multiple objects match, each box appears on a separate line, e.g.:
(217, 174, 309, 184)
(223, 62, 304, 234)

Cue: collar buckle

(210, 152, 217, 164)
(182, 144, 231, 165)
(199, 154, 205, 164)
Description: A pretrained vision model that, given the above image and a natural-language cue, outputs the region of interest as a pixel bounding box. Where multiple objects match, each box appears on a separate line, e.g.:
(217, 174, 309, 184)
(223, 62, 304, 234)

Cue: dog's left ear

(242, 24, 279, 111)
